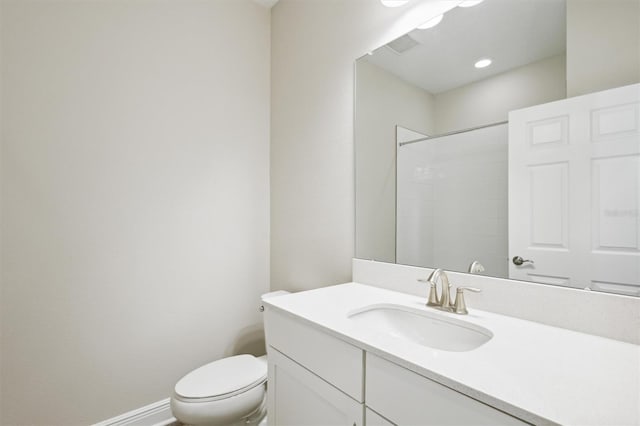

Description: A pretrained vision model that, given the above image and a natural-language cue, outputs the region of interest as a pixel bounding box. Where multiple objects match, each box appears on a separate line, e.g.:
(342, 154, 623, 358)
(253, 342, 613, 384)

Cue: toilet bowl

(170, 291, 289, 426)
(170, 354, 267, 426)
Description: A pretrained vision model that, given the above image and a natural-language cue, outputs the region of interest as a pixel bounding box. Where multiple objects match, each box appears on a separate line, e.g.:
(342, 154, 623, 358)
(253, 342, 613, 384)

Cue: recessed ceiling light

(381, 0, 410, 7)
(417, 14, 444, 30)
(458, 0, 484, 7)
(474, 58, 492, 68)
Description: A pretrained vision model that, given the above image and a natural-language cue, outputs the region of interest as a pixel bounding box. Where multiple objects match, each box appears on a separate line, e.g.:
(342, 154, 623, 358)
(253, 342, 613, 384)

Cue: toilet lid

(175, 355, 267, 399)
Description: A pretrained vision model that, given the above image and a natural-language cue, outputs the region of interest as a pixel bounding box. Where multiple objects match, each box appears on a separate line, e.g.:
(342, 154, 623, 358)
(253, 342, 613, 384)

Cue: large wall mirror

(355, 0, 640, 296)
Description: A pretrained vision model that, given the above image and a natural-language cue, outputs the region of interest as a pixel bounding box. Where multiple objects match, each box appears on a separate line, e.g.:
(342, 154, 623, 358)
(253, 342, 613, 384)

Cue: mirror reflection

(355, 0, 640, 296)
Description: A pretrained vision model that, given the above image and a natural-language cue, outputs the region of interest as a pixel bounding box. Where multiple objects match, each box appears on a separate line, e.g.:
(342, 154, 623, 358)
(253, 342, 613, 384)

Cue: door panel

(529, 162, 569, 248)
(509, 83, 640, 294)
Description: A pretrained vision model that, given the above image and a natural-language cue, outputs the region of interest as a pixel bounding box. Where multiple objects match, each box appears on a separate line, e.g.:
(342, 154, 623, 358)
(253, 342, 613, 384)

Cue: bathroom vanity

(268, 1, 640, 424)
(263, 283, 640, 426)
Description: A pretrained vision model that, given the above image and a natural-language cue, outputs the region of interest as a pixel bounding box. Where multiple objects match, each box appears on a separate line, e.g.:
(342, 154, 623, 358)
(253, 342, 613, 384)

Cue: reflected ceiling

(365, 0, 566, 93)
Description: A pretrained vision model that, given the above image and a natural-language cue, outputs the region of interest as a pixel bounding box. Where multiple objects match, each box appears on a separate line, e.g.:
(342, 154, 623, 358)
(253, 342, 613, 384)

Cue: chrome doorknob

(512, 256, 534, 266)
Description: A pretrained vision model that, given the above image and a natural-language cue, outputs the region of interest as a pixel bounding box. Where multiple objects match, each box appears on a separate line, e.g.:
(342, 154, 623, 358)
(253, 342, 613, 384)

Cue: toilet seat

(171, 355, 268, 425)
(174, 354, 267, 402)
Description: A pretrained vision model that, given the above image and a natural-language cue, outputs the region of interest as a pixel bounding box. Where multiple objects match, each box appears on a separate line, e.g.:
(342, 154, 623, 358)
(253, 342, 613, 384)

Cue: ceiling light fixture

(458, 0, 484, 7)
(474, 58, 492, 68)
(381, 0, 410, 7)
(417, 14, 444, 30)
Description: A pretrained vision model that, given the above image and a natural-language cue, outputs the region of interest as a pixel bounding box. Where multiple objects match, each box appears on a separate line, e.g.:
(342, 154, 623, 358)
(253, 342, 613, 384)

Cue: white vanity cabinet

(366, 354, 528, 426)
(268, 349, 364, 426)
(265, 308, 365, 426)
(365, 408, 394, 426)
(264, 307, 529, 426)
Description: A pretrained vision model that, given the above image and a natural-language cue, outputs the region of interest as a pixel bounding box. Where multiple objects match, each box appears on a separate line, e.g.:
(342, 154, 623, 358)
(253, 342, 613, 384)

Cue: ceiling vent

(385, 34, 419, 54)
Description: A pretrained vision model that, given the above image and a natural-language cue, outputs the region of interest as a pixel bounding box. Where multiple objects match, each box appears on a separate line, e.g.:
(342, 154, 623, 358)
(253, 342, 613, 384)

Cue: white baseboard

(93, 398, 177, 426)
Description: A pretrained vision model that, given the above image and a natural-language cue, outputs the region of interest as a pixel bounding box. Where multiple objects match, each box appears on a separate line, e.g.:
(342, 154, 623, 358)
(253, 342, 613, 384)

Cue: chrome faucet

(418, 268, 481, 315)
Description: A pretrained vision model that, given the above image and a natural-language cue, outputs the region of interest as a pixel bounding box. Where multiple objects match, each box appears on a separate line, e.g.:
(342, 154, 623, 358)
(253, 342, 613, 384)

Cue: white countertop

(262, 283, 640, 426)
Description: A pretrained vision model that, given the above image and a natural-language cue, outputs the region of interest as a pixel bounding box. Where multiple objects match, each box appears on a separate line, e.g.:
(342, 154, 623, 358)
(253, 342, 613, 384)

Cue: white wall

(435, 54, 567, 134)
(355, 60, 435, 264)
(271, 0, 457, 292)
(567, 0, 640, 97)
(0, 1, 270, 424)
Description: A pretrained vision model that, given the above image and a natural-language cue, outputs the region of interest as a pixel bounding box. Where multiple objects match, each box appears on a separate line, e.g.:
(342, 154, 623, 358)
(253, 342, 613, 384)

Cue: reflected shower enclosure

(396, 124, 508, 277)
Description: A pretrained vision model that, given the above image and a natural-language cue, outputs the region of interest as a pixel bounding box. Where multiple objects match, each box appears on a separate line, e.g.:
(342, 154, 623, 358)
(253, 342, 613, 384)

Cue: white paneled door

(509, 84, 640, 295)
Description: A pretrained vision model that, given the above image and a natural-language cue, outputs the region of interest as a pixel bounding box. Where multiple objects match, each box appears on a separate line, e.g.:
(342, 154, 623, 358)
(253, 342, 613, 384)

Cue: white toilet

(170, 354, 268, 426)
(170, 291, 289, 426)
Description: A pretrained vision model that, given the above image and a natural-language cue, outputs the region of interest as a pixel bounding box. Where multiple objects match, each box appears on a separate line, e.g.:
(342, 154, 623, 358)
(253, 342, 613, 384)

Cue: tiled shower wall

(397, 124, 508, 277)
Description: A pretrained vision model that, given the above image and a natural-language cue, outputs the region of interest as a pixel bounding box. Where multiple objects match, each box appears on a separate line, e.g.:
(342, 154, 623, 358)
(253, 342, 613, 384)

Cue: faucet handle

(417, 278, 440, 306)
(453, 287, 481, 315)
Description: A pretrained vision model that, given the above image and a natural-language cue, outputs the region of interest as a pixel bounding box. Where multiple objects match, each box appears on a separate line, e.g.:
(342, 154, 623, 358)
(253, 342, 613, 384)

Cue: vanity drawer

(265, 308, 364, 401)
(366, 353, 528, 426)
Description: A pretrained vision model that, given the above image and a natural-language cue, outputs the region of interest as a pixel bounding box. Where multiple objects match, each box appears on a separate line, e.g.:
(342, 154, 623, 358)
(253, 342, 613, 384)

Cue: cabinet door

(366, 408, 395, 426)
(366, 354, 528, 426)
(265, 308, 364, 401)
(268, 348, 364, 426)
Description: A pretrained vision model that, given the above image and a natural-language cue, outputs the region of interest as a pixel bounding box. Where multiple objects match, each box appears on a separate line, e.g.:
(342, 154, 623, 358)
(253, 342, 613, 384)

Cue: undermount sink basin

(348, 304, 493, 352)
